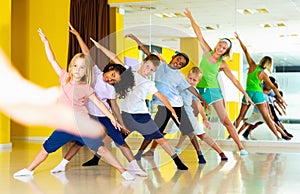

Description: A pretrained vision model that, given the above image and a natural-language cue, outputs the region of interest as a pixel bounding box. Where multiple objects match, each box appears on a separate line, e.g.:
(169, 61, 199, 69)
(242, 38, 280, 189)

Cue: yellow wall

(0, 0, 12, 144)
(11, 0, 70, 138)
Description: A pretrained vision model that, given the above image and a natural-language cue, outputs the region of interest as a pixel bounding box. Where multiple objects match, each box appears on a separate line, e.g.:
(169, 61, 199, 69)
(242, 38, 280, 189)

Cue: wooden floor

(1, 129, 300, 194)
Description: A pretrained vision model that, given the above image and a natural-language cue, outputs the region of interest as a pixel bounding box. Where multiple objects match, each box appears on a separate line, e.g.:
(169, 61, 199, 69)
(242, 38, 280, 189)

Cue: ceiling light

(257, 8, 269, 13)
(277, 23, 286, 27)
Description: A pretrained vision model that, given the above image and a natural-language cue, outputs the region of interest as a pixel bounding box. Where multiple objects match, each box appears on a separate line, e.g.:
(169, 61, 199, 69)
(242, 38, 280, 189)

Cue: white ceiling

(110, 0, 300, 67)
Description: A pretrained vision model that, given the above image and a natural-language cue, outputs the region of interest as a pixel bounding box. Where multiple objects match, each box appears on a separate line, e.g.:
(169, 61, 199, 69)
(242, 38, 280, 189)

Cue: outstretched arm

(88, 93, 121, 130)
(153, 91, 180, 125)
(125, 33, 151, 56)
(38, 28, 63, 76)
(234, 32, 256, 71)
(90, 38, 124, 65)
(187, 86, 209, 110)
(109, 99, 131, 135)
(262, 74, 287, 106)
(153, 50, 167, 63)
(68, 22, 90, 55)
(221, 61, 254, 105)
(184, 8, 211, 55)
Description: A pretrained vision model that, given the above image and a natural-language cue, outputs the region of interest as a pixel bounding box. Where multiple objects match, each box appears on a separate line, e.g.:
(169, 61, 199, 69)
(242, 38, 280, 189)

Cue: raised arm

(125, 33, 151, 56)
(234, 32, 256, 71)
(184, 8, 211, 55)
(221, 61, 254, 105)
(38, 28, 63, 76)
(90, 37, 124, 65)
(153, 50, 167, 64)
(68, 22, 90, 55)
(153, 91, 180, 125)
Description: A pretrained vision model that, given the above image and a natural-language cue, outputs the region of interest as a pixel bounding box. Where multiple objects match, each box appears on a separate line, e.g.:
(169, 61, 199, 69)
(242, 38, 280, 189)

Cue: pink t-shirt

(59, 70, 94, 114)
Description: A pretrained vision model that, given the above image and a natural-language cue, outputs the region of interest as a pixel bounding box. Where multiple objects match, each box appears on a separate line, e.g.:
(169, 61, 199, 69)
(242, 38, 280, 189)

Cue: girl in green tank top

(197, 51, 223, 89)
(185, 8, 251, 155)
(233, 32, 290, 141)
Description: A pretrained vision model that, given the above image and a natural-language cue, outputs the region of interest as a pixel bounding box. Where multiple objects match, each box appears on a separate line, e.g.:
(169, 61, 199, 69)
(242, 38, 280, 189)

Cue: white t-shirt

(119, 72, 158, 113)
(86, 65, 116, 117)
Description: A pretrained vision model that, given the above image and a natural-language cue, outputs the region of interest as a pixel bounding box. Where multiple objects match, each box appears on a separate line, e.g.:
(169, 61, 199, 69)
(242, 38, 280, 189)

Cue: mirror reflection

(110, 0, 300, 143)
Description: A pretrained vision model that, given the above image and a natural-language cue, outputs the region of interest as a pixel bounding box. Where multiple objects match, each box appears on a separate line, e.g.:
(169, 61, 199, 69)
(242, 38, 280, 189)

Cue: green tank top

(246, 65, 263, 92)
(197, 51, 223, 88)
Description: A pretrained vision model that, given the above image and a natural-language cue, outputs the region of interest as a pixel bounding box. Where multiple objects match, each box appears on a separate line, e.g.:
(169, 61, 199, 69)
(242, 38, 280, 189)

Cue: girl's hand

(120, 127, 131, 135)
(184, 8, 192, 19)
(38, 28, 48, 43)
(204, 119, 211, 130)
(68, 22, 79, 36)
(244, 94, 254, 105)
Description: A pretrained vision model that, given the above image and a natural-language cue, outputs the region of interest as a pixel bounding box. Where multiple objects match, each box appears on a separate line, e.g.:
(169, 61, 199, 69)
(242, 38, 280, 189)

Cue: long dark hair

(103, 63, 134, 99)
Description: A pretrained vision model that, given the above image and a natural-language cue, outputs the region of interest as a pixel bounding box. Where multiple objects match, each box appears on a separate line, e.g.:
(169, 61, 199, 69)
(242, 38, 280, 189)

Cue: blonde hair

(258, 56, 272, 73)
(188, 66, 202, 79)
(66, 53, 93, 85)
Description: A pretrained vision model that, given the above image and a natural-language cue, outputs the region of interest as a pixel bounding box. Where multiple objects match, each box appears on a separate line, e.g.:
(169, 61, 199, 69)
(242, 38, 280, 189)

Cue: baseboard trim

(0, 143, 12, 152)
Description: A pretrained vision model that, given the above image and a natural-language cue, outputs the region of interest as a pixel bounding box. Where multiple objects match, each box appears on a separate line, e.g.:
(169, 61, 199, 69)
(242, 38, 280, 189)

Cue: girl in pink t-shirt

(13, 28, 134, 181)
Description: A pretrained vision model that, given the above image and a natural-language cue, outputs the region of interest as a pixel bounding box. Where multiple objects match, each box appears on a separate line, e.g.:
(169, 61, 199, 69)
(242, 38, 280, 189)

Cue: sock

(219, 152, 228, 161)
(172, 154, 188, 170)
(51, 158, 69, 173)
(82, 154, 101, 166)
(134, 150, 144, 160)
(284, 130, 293, 137)
(242, 129, 250, 139)
(197, 151, 206, 163)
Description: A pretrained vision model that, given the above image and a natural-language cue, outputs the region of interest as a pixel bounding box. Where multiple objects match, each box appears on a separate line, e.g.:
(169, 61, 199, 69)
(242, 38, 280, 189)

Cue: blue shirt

(153, 62, 190, 107)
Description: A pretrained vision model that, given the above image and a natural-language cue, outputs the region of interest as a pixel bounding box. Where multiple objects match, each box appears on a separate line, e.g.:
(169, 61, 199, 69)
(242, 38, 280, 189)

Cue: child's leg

(174, 134, 188, 154)
(118, 144, 148, 177)
(14, 148, 49, 177)
(237, 123, 249, 135)
(233, 103, 251, 129)
(198, 134, 228, 161)
(154, 138, 188, 170)
(96, 146, 134, 181)
(51, 143, 82, 173)
(256, 103, 289, 140)
(82, 135, 112, 166)
(143, 106, 174, 155)
(212, 100, 247, 154)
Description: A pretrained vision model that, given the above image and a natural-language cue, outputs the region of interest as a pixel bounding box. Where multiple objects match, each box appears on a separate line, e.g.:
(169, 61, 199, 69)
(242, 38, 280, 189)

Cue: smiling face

(103, 70, 121, 85)
(214, 41, 229, 56)
(138, 60, 158, 77)
(169, 55, 187, 69)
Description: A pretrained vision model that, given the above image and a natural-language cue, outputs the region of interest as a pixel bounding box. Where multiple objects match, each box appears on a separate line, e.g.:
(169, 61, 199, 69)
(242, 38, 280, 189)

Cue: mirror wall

(110, 0, 300, 142)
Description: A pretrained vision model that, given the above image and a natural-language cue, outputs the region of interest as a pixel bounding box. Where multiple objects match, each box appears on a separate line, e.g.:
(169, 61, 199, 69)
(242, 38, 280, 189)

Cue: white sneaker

(14, 168, 34, 177)
(121, 171, 135, 181)
(174, 148, 182, 154)
(50, 165, 66, 173)
(127, 160, 148, 177)
(239, 149, 248, 155)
